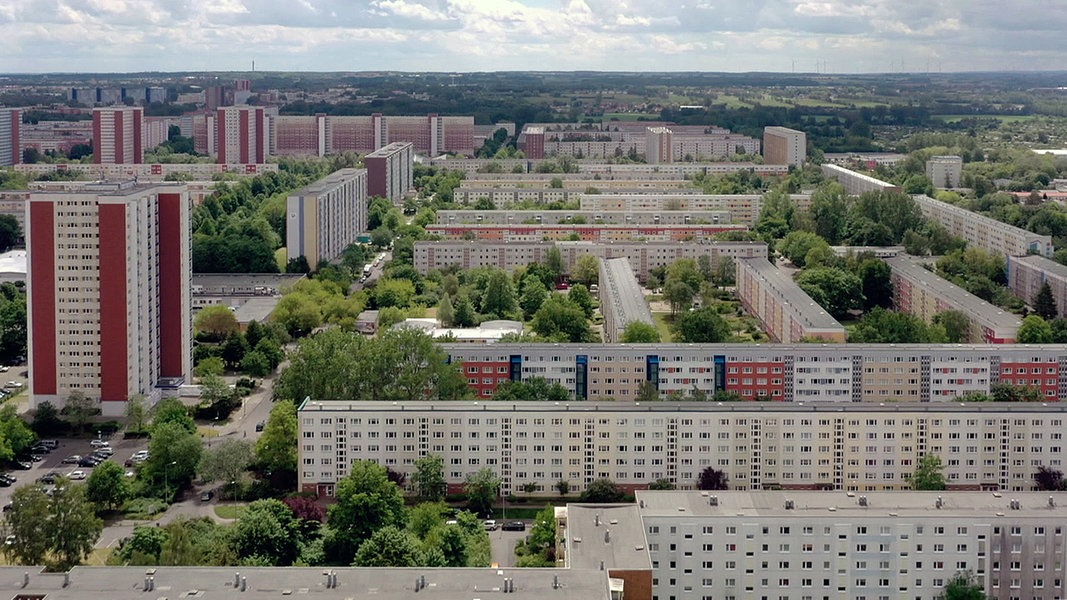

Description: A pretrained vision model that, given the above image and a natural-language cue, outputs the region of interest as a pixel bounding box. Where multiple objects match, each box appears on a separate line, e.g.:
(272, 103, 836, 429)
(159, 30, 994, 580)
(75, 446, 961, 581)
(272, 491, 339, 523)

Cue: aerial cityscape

(5, 3, 1067, 599)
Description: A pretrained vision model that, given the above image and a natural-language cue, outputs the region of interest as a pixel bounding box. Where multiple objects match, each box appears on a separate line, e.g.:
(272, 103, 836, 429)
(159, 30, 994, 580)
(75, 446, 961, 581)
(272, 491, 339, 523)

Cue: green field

(600, 112, 661, 121)
(933, 114, 1039, 124)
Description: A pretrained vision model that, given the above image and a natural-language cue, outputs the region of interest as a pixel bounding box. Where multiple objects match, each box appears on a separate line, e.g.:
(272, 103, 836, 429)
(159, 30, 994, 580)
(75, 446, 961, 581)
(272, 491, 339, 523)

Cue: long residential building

(14, 161, 276, 181)
(435, 209, 733, 226)
(429, 158, 788, 177)
(637, 490, 1067, 600)
(452, 184, 701, 206)
(886, 255, 1023, 343)
(821, 163, 902, 195)
(424, 223, 747, 243)
(913, 194, 1055, 258)
(414, 240, 767, 280)
(215, 106, 269, 165)
(297, 399, 1067, 497)
(579, 193, 812, 226)
(441, 342, 1066, 402)
(599, 258, 654, 343)
(1007, 254, 1067, 318)
(285, 168, 368, 268)
(270, 113, 474, 157)
(364, 141, 413, 202)
(27, 181, 191, 416)
(736, 257, 847, 344)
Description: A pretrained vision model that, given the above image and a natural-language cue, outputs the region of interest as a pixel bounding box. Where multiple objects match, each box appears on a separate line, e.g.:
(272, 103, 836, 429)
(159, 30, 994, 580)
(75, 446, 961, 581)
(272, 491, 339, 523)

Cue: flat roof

(565, 505, 652, 571)
(192, 273, 306, 292)
(0, 250, 26, 275)
(635, 490, 1067, 519)
(914, 194, 1051, 244)
(232, 296, 279, 323)
(738, 257, 844, 332)
(885, 256, 1022, 331)
(366, 141, 413, 157)
(1010, 254, 1067, 279)
(288, 167, 366, 197)
(0, 566, 611, 600)
(600, 257, 654, 330)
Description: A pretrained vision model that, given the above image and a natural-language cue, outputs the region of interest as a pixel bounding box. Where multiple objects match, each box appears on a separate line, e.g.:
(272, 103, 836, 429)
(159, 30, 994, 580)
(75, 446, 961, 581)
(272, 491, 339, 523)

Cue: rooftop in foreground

(565, 504, 652, 571)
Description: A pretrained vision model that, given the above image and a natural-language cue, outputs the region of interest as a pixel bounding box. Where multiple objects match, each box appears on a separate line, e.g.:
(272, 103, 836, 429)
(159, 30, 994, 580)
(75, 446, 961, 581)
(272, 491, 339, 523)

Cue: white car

(89, 439, 110, 448)
(4, 381, 21, 388)
(69, 470, 86, 480)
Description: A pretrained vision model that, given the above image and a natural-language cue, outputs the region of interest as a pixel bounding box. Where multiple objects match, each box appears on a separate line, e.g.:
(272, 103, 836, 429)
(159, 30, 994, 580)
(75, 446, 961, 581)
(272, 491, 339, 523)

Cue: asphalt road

(488, 524, 529, 568)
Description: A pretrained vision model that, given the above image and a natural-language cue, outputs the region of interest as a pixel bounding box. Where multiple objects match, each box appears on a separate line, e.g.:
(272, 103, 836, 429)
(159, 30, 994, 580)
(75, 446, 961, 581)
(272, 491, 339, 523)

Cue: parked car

(1, 503, 11, 512)
(0, 478, 11, 488)
(92, 446, 114, 457)
(0, 474, 17, 485)
(37, 472, 59, 485)
(62, 455, 82, 464)
(68, 470, 87, 480)
(200, 490, 214, 502)
(89, 439, 110, 448)
(77, 457, 100, 468)
(255, 421, 265, 432)
(502, 521, 526, 531)
(26, 454, 44, 463)
(10, 461, 31, 470)
(31, 444, 52, 454)
(38, 440, 59, 450)
(483, 519, 499, 531)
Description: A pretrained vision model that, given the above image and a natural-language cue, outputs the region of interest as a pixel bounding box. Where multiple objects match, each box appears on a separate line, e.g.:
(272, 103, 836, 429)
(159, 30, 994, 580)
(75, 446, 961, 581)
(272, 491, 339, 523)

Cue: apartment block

(452, 184, 701, 206)
(638, 490, 1067, 600)
(736, 257, 846, 344)
(215, 106, 269, 164)
(297, 400, 1067, 497)
(414, 240, 766, 282)
(427, 158, 789, 178)
(435, 209, 732, 226)
(599, 258, 654, 343)
(92, 107, 143, 164)
(424, 223, 746, 243)
(286, 168, 368, 268)
(886, 256, 1022, 343)
(926, 155, 963, 189)
(913, 194, 1054, 258)
(517, 125, 545, 159)
(763, 126, 806, 166)
(15, 162, 276, 181)
(27, 181, 191, 416)
(364, 142, 413, 202)
(579, 194, 813, 226)
(272, 113, 474, 157)
(270, 114, 324, 157)
(645, 127, 673, 164)
(0, 108, 20, 166)
(442, 342, 1066, 402)
(821, 164, 902, 195)
(1007, 254, 1067, 319)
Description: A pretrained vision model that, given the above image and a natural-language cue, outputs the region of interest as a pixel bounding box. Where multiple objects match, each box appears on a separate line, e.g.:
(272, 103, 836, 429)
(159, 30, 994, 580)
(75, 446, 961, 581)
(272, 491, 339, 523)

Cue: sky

(1, 0, 1066, 74)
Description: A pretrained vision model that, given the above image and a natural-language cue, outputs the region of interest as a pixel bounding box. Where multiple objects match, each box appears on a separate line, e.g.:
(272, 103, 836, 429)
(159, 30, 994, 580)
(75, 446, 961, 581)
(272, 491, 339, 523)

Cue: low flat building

(736, 257, 846, 343)
(0, 250, 25, 284)
(1008, 254, 1067, 319)
(393, 318, 523, 344)
(191, 273, 304, 310)
(599, 258, 654, 343)
(886, 256, 1022, 343)
(638, 490, 1067, 600)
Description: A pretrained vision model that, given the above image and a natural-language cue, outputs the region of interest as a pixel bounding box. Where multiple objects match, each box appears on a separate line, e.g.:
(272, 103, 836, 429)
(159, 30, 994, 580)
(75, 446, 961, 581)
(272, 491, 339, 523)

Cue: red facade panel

(238, 109, 250, 164)
(158, 192, 184, 378)
(91, 115, 102, 164)
(98, 204, 128, 402)
(114, 114, 124, 164)
(29, 202, 57, 394)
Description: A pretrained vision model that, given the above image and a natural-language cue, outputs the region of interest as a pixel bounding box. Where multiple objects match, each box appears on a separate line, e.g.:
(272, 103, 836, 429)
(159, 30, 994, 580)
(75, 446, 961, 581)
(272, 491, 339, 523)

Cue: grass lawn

(214, 505, 247, 520)
(652, 312, 674, 342)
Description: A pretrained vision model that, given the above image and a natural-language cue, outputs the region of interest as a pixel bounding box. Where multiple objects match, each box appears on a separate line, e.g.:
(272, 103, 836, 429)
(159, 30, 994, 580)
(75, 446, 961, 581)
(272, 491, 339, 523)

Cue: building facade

(926, 155, 963, 189)
(414, 240, 766, 281)
(736, 257, 847, 343)
(14, 162, 276, 181)
(285, 168, 368, 268)
(913, 194, 1054, 258)
(297, 400, 1067, 497)
(215, 106, 268, 165)
(599, 257, 655, 343)
(886, 256, 1022, 343)
(763, 126, 807, 166)
(424, 223, 746, 243)
(435, 209, 732, 226)
(0, 108, 19, 166)
(441, 342, 1066, 402)
(270, 113, 474, 157)
(638, 490, 1067, 600)
(579, 194, 812, 226)
(92, 107, 143, 164)
(27, 182, 191, 416)
(364, 142, 413, 202)
(645, 127, 673, 164)
(1007, 254, 1067, 319)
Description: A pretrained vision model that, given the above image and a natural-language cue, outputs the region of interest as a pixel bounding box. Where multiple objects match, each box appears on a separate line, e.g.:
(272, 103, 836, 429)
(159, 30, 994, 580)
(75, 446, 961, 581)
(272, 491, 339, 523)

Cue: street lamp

(164, 461, 177, 499)
(231, 479, 237, 503)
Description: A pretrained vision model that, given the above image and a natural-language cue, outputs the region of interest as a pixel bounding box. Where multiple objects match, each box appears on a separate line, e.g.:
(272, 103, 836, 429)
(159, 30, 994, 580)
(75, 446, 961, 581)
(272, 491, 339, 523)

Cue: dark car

(200, 490, 214, 502)
(2, 503, 11, 512)
(10, 461, 31, 470)
(30, 444, 51, 454)
(502, 521, 526, 532)
(37, 472, 58, 485)
(77, 457, 100, 468)
(0, 474, 17, 485)
(255, 421, 265, 432)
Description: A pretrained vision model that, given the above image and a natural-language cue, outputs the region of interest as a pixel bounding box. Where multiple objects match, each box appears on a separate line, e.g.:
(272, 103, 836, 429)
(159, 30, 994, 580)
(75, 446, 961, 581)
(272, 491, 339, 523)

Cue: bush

(124, 497, 169, 519)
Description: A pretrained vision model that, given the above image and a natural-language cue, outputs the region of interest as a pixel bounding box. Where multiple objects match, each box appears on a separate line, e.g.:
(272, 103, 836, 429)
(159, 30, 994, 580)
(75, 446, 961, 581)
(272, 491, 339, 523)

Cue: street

(488, 524, 528, 568)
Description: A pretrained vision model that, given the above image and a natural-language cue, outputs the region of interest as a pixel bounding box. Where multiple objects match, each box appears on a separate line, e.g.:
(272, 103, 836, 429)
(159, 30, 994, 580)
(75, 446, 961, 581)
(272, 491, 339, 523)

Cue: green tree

(480, 270, 518, 318)
(856, 259, 893, 311)
(193, 304, 240, 342)
(153, 397, 196, 434)
(240, 350, 271, 377)
(465, 467, 500, 517)
(86, 460, 132, 511)
(117, 525, 168, 564)
(412, 454, 447, 503)
(810, 184, 848, 244)
(649, 478, 676, 490)
(63, 390, 96, 434)
(0, 405, 35, 461)
(434, 522, 470, 567)
(567, 283, 595, 319)
(934, 310, 972, 343)
(0, 214, 21, 252)
(231, 499, 300, 565)
(636, 380, 660, 402)
(795, 267, 864, 319)
(3, 484, 52, 565)
(778, 231, 830, 268)
(199, 438, 254, 488)
(452, 293, 478, 327)
(255, 400, 297, 479)
(273, 292, 323, 337)
(325, 460, 406, 565)
(572, 254, 600, 286)
(146, 421, 203, 498)
(621, 321, 661, 343)
(579, 478, 626, 503)
(221, 331, 250, 370)
(254, 337, 284, 370)
(518, 277, 549, 320)
(672, 307, 730, 343)
(194, 356, 225, 378)
(662, 280, 696, 315)
(374, 278, 416, 309)
(1034, 465, 1065, 491)
(1033, 282, 1059, 320)
(910, 454, 947, 491)
(939, 571, 987, 600)
(1018, 315, 1054, 344)
(125, 393, 149, 434)
(531, 295, 595, 342)
(850, 308, 946, 344)
(437, 293, 455, 327)
(545, 247, 565, 283)
(353, 525, 422, 567)
(491, 378, 570, 402)
(697, 467, 729, 490)
(40, 482, 104, 570)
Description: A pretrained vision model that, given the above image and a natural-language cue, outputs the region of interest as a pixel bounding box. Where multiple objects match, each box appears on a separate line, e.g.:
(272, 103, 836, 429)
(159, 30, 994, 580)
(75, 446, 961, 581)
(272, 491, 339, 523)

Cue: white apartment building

(285, 168, 368, 268)
(14, 162, 277, 181)
(821, 164, 902, 196)
(297, 401, 1067, 498)
(763, 126, 807, 166)
(413, 240, 767, 282)
(1008, 254, 1067, 319)
(638, 490, 1067, 600)
(926, 155, 963, 189)
(913, 194, 1054, 258)
(646, 127, 673, 164)
(599, 257, 655, 343)
(27, 181, 191, 416)
(436, 209, 732, 226)
(578, 194, 813, 226)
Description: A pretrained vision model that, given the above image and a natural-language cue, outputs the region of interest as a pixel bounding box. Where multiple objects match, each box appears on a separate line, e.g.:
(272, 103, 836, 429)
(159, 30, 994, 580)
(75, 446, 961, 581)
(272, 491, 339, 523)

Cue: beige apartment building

(736, 257, 847, 343)
(913, 194, 1054, 258)
(1008, 254, 1067, 318)
(763, 126, 807, 166)
(435, 209, 732, 226)
(285, 168, 368, 268)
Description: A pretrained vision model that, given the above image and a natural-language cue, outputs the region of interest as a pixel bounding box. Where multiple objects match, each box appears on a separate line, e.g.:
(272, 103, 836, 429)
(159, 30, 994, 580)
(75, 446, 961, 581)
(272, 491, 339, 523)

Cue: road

(488, 524, 528, 568)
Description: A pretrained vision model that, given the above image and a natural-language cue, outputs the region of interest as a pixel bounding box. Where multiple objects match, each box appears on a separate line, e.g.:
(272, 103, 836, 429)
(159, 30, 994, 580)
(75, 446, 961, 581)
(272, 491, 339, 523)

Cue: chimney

(415, 576, 421, 592)
(1050, 496, 1056, 508)
(420, 574, 426, 589)
(240, 576, 247, 592)
(22, 572, 28, 588)
(235, 572, 240, 587)
(594, 513, 600, 527)
(599, 560, 605, 571)
(604, 529, 611, 543)
(935, 496, 943, 509)
(63, 573, 69, 588)
(552, 574, 559, 589)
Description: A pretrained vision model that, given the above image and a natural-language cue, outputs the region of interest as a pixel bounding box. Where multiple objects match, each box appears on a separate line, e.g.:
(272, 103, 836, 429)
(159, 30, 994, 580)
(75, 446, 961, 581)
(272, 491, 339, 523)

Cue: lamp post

(164, 461, 177, 499)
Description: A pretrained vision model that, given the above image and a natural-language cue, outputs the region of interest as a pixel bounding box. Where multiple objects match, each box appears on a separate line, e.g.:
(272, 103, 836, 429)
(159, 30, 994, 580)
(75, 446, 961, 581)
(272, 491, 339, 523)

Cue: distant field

(601, 112, 661, 121)
(933, 114, 1039, 123)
